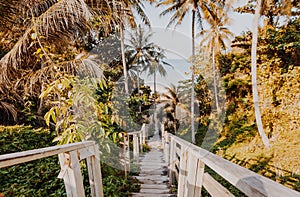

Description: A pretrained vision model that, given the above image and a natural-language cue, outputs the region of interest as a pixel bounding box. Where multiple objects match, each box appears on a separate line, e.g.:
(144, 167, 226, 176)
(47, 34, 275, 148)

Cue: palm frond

(0, 101, 18, 121)
(0, 0, 93, 85)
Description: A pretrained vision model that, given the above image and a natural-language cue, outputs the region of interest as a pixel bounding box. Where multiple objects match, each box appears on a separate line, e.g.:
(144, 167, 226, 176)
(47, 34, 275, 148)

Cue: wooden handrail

(0, 141, 94, 168)
(164, 133, 300, 197)
(0, 141, 104, 197)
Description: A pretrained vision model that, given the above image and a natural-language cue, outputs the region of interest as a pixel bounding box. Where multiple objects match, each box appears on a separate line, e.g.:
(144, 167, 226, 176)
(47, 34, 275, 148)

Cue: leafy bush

(0, 125, 65, 197)
(0, 125, 141, 196)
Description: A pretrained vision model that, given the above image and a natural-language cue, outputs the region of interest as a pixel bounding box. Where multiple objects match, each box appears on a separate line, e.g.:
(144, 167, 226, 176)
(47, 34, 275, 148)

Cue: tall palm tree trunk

(154, 67, 158, 133)
(191, 9, 196, 144)
(137, 65, 141, 113)
(251, 0, 270, 148)
(212, 45, 220, 112)
(120, 26, 129, 95)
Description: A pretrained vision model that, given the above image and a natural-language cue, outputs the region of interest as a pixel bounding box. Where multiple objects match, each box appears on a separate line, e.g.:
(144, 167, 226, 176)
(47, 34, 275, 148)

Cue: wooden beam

(0, 141, 95, 168)
(68, 150, 85, 197)
(87, 144, 104, 197)
(203, 173, 234, 197)
(168, 134, 300, 197)
(169, 138, 176, 185)
(186, 153, 204, 197)
(133, 133, 139, 162)
(178, 148, 188, 196)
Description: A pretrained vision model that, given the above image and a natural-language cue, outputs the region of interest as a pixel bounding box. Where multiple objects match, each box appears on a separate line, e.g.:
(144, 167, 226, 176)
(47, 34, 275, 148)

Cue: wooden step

(132, 134, 174, 196)
(132, 193, 176, 197)
(140, 184, 169, 189)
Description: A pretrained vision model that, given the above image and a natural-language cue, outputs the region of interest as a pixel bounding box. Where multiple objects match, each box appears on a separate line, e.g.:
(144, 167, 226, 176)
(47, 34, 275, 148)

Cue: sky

(138, 1, 253, 59)
(129, 1, 254, 92)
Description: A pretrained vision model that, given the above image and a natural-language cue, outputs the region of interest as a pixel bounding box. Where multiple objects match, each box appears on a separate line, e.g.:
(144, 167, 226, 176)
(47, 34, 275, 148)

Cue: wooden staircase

(1, 124, 299, 197)
(132, 133, 175, 197)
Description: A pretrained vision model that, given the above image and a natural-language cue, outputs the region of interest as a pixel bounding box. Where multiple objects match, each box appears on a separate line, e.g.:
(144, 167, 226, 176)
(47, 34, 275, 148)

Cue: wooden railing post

(0, 141, 104, 197)
(178, 146, 189, 196)
(58, 153, 73, 197)
(164, 133, 170, 168)
(58, 150, 85, 197)
(169, 137, 176, 185)
(119, 134, 130, 176)
(133, 133, 139, 162)
(161, 123, 165, 148)
(86, 144, 104, 197)
(124, 133, 130, 174)
(186, 152, 205, 197)
(139, 129, 143, 153)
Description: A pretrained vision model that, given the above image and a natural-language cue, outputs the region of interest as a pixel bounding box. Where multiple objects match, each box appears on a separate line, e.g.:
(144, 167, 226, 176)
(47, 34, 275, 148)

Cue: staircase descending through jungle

(132, 133, 175, 197)
(1, 123, 300, 197)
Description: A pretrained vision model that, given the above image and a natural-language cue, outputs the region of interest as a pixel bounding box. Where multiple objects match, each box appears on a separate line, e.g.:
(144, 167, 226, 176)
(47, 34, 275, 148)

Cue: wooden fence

(163, 133, 300, 197)
(120, 123, 149, 173)
(0, 141, 103, 197)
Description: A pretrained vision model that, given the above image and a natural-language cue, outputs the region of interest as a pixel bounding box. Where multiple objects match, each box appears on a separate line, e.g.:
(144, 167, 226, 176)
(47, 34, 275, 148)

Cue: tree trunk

(212, 45, 220, 112)
(154, 66, 158, 134)
(251, 0, 270, 148)
(120, 26, 129, 95)
(191, 10, 196, 144)
(137, 66, 141, 113)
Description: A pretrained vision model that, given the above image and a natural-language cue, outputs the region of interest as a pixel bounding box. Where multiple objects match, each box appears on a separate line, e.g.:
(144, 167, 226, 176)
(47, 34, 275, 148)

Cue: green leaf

(44, 111, 51, 126)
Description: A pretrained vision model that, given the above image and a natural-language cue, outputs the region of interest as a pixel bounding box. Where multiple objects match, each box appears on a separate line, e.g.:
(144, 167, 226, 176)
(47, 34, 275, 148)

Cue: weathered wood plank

(169, 138, 176, 185)
(203, 172, 234, 197)
(133, 133, 139, 162)
(69, 150, 85, 197)
(186, 153, 204, 197)
(79, 145, 95, 160)
(175, 146, 181, 158)
(194, 158, 205, 196)
(178, 149, 188, 196)
(0, 141, 94, 168)
(167, 134, 300, 197)
(92, 145, 104, 197)
(58, 153, 73, 197)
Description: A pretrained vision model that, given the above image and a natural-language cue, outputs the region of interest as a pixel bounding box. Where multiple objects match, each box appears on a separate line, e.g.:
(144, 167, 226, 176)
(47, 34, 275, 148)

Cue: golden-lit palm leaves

(235, 0, 299, 26)
(158, 0, 204, 29)
(0, 0, 116, 121)
(161, 84, 189, 119)
(161, 84, 189, 133)
(199, 2, 233, 54)
(127, 25, 155, 67)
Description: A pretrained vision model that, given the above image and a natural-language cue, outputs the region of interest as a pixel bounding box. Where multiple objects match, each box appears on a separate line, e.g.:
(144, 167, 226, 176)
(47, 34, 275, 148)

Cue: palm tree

(110, 0, 150, 94)
(161, 84, 189, 133)
(198, 2, 233, 113)
(142, 47, 171, 133)
(142, 47, 172, 99)
(0, 0, 113, 121)
(158, 0, 209, 143)
(126, 25, 156, 99)
(251, 0, 270, 147)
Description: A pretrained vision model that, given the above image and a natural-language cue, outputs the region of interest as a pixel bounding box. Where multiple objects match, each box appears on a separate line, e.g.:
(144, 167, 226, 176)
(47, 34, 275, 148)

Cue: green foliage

(0, 126, 65, 197)
(259, 19, 300, 71)
(208, 18, 300, 191)
(41, 75, 104, 144)
(129, 85, 154, 125)
(102, 175, 140, 196)
(0, 125, 143, 196)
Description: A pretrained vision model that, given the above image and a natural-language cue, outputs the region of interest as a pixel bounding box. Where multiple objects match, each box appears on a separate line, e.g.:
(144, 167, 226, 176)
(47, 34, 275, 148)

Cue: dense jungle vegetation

(0, 0, 299, 196)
